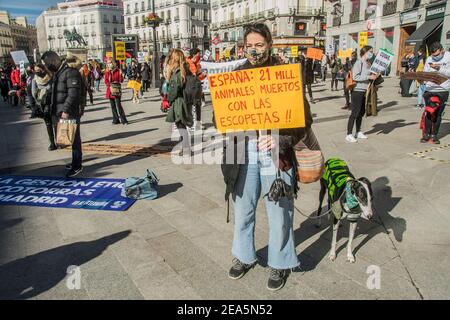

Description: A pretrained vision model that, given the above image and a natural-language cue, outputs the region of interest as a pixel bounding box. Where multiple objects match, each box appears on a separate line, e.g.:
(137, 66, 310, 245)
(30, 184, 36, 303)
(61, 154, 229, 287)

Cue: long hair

(167, 49, 187, 83)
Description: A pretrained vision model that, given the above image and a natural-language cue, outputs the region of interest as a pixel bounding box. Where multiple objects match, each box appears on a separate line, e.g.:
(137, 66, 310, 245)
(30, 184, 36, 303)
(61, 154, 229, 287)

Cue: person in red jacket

(10, 65, 21, 86)
(104, 60, 128, 125)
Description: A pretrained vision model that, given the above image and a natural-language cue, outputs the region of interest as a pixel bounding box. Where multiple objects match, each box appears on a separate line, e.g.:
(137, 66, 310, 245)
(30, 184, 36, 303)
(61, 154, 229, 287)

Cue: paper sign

(359, 32, 368, 48)
(127, 79, 142, 91)
(106, 51, 113, 58)
(369, 48, 394, 74)
(326, 43, 335, 55)
(306, 48, 323, 61)
(203, 49, 211, 61)
(10, 50, 29, 65)
(338, 48, 353, 59)
(209, 64, 305, 133)
(200, 59, 247, 94)
(291, 46, 298, 57)
(115, 41, 126, 61)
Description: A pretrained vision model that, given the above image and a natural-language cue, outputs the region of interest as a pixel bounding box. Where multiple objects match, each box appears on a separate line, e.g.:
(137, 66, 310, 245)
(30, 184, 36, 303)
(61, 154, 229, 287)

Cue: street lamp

(145, 0, 163, 88)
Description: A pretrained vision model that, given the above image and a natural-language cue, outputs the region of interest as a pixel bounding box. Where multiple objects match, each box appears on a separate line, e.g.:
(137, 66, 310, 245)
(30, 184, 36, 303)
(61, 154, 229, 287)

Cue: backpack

(183, 70, 202, 106)
(121, 169, 159, 200)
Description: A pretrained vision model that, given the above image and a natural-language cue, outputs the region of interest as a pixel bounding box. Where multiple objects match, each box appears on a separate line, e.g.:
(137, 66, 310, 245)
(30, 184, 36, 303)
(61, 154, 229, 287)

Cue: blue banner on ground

(0, 175, 135, 211)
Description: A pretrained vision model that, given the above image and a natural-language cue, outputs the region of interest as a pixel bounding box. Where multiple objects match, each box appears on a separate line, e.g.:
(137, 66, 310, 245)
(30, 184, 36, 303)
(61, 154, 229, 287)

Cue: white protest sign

(340, 35, 347, 50)
(203, 49, 211, 61)
(19, 61, 25, 75)
(370, 48, 394, 74)
(137, 52, 146, 63)
(326, 43, 335, 56)
(200, 59, 247, 93)
(10, 50, 29, 65)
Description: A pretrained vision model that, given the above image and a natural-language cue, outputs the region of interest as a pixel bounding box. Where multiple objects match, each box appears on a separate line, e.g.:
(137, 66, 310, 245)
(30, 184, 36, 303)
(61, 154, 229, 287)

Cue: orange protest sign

(338, 48, 353, 59)
(209, 64, 305, 133)
(306, 47, 324, 61)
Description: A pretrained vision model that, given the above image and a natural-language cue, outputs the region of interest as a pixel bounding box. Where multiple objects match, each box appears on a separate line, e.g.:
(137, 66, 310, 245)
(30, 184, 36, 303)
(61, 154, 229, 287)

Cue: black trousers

(344, 87, 351, 107)
(331, 73, 338, 90)
(43, 113, 56, 146)
(302, 83, 313, 100)
(109, 98, 128, 123)
(423, 91, 449, 136)
(347, 91, 366, 135)
(71, 118, 82, 169)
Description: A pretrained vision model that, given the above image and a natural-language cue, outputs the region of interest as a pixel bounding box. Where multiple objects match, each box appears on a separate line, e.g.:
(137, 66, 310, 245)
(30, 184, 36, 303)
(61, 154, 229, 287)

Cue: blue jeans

(95, 79, 101, 91)
(417, 84, 426, 106)
(232, 139, 299, 270)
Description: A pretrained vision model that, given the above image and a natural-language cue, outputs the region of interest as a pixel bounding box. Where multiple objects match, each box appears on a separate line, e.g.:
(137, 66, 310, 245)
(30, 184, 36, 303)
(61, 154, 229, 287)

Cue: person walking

(345, 45, 379, 143)
(139, 62, 152, 97)
(421, 42, 450, 144)
(80, 63, 94, 105)
(330, 56, 342, 91)
(41, 52, 84, 177)
(0, 68, 9, 102)
(299, 49, 315, 104)
(10, 65, 21, 106)
(415, 47, 426, 109)
(92, 62, 103, 92)
(104, 60, 128, 125)
(223, 23, 313, 291)
(321, 53, 328, 82)
(165, 49, 193, 156)
(25, 65, 37, 118)
(32, 63, 57, 151)
(186, 48, 206, 130)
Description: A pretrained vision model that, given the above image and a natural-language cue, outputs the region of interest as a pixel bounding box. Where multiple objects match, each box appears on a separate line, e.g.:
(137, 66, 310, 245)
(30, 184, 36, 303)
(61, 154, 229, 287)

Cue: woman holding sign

(345, 46, 379, 143)
(222, 23, 313, 291)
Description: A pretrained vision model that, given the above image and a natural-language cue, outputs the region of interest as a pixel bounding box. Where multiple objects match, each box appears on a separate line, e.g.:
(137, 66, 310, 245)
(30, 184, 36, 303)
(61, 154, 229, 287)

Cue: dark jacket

(51, 57, 83, 118)
(140, 64, 151, 81)
(221, 56, 313, 201)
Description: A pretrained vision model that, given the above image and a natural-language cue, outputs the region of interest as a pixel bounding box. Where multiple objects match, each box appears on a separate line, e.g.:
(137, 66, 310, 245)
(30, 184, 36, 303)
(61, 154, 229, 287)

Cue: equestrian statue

(64, 28, 87, 48)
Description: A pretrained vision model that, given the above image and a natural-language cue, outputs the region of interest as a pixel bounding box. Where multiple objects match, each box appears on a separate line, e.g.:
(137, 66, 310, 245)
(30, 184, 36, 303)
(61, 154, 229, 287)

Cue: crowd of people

(1, 21, 449, 292)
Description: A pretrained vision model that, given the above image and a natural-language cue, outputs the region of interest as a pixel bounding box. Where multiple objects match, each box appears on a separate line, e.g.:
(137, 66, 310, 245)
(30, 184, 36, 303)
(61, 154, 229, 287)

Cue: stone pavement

(0, 77, 449, 300)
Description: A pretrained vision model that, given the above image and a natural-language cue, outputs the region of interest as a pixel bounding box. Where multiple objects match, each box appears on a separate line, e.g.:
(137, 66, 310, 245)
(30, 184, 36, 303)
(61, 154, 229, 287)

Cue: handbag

(56, 119, 78, 147)
(294, 128, 324, 184)
(336, 71, 345, 81)
(121, 169, 159, 200)
(345, 70, 356, 90)
(109, 70, 122, 97)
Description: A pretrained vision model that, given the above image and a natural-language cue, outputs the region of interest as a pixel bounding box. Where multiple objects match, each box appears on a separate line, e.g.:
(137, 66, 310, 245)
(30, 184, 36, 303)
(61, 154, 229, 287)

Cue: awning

(405, 18, 443, 45)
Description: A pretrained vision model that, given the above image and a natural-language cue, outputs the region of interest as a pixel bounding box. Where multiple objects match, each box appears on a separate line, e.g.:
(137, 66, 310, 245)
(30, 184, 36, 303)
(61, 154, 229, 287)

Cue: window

(135, 16, 139, 26)
(135, 3, 138, 13)
(192, 8, 196, 16)
(113, 15, 117, 23)
(127, 17, 131, 27)
(114, 27, 117, 34)
(141, 1, 145, 11)
(127, 4, 130, 14)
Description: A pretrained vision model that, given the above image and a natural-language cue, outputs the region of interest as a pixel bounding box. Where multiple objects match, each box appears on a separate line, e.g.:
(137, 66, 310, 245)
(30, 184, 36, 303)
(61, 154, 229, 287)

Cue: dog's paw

(347, 254, 355, 263)
(329, 252, 336, 261)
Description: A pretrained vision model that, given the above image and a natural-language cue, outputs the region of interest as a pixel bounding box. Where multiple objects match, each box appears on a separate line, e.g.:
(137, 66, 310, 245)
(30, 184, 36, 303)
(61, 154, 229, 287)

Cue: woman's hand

(369, 73, 379, 81)
(258, 135, 277, 152)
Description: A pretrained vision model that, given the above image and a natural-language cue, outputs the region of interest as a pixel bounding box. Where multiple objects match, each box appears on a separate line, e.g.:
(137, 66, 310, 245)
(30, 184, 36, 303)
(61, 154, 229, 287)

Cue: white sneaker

(356, 132, 368, 139)
(195, 121, 202, 131)
(345, 134, 357, 143)
(201, 101, 206, 108)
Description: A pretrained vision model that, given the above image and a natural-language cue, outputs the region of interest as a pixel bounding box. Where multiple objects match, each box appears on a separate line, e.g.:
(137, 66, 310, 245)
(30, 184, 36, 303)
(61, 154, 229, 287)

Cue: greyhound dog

(316, 158, 374, 263)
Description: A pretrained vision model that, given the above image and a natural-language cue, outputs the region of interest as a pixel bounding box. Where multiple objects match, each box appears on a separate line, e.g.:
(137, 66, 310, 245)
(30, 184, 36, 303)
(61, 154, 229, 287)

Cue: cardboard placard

(338, 48, 353, 59)
(137, 52, 146, 63)
(359, 32, 368, 48)
(115, 41, 126, 61)
(106, 51, 113, 58)
(10, 50, 29, 65)
(203, 49, 211, 61)
(306, 48, 323, 61)
(209, 64, 305, 133)
(291, 46, 298, 57)
(200, 59, 248, 93)
(369, 48, 394, 74)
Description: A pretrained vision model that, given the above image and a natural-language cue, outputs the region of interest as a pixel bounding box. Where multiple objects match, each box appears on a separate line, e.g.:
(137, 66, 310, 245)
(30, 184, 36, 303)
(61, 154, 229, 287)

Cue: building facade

(325, 0, 449, 76)
(0, 11, 38, 63)
(210, 0, 326, 61)
(38, 0, 125, 60)
(123, 0, 211, 56)
(0, 23, 14, 64)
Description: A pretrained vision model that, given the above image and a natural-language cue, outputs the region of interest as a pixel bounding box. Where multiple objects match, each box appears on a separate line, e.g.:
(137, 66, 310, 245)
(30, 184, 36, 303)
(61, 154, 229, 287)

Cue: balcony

(174, 16, 180, 22)
(58, 34, 63, 39)
(83, 21, 88, 24)
(91, 31, 96, 36)
(349, 11, 360, 23)
(57, 23, 62, 27)
(90, 20, 95, 24)
(212, 1, 219, 9)
(49, 24, 54, 27)
(211, 22, 219, 30)
(404, 0, 420, 10)
(383, 0, 397, 16)
(267, 9, 275, 18)
(173, 33, 180, 40)
(83, 32, 89, 37)
(165, 18, 172, 24)
(104, 31, 111, 35)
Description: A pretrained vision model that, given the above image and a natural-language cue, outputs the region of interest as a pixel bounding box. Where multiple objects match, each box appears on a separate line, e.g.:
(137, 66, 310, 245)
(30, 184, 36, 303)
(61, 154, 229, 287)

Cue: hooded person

(41, 51, 85, 177)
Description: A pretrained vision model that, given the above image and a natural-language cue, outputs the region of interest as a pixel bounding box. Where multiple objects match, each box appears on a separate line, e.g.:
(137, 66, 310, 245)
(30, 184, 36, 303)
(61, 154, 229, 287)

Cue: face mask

(366, 52, 374, 60)
(244, 47, 270, 66)
(432, 53, 443, 62)
(36, 71, 46, 78)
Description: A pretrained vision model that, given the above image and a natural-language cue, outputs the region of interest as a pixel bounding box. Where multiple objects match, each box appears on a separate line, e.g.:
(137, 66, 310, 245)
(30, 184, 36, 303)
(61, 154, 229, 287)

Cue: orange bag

(294, 129, 324, 184)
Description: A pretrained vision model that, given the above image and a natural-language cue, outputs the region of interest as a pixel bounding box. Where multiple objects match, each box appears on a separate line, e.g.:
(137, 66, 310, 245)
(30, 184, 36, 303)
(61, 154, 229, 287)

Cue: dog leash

(293, 190, 347, 220)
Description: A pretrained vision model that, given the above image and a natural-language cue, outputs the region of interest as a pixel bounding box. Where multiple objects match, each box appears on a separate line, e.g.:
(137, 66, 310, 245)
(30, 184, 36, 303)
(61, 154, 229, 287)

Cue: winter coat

(365, 82, 378, 117)
(10, 69, 21, 86)
(104, 68, 123, 100)
(221, 56, 314, 201)
(140, 64, 151, 81)
(165, 65, 194, 127)
(304, 58, 314, 85)
(32, 74, 52, 115)
(51, 57, 84, 118)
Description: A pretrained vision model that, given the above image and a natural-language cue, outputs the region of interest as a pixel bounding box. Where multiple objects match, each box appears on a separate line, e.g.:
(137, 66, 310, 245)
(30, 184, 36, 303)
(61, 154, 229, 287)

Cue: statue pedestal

(66, 47, 88, 62)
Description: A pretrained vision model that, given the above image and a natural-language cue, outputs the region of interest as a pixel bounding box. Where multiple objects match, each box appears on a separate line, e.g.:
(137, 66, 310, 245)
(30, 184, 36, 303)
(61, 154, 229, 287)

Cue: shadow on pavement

(84, 128, 158, 143)
(0, 218, 24, 232)
(378, 101, 398, 110)
(82, 111, 145, 125)
(255, 177, 405, 272)
(158, 182, 183, 198)
(365, 119, 417, 135)
(0, 230, 131, 299)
